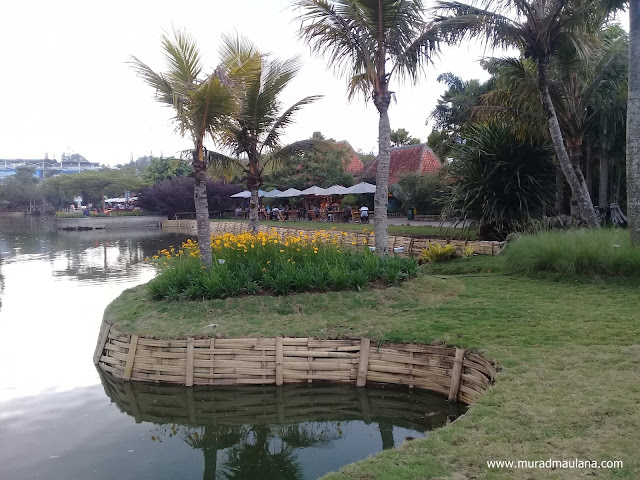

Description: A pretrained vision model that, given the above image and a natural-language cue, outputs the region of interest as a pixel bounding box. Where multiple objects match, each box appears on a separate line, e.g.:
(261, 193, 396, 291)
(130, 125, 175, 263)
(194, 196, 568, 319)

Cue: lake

(0, 216, 464, 480)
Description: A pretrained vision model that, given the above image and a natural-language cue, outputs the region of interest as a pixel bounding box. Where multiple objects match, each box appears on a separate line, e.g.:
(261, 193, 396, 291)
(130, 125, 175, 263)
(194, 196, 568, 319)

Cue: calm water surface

(0, 216, 464, 480)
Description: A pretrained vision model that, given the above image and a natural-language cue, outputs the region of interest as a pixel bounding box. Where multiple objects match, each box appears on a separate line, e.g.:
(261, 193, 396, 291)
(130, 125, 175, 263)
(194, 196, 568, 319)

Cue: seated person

(234, 206, 243, 218)
(342, 205, 352, 222)
(359, 205, 369, 223)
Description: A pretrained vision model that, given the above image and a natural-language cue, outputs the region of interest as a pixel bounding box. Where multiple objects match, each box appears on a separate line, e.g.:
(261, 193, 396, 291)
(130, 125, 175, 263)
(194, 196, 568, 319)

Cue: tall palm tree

(478, 25, 629, 213)
(628, 1, 640, 244)
(130, 29, 236, 267)
(209, 34, 322, 234)
(435, 0, 601, 227)
(294, 0, 440, 256)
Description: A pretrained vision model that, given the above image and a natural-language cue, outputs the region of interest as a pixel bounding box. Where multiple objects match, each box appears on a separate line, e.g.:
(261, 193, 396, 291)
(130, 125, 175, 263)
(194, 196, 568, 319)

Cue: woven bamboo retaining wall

(95, 322, 496, 405)
(161, 220, 502, 256)
(99, 370, 465, 428)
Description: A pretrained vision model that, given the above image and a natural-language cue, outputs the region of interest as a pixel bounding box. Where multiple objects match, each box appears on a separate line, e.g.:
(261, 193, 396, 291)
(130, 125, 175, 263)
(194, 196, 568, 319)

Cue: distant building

(362, 143, 442, 184)
(0, 158, 100, 180)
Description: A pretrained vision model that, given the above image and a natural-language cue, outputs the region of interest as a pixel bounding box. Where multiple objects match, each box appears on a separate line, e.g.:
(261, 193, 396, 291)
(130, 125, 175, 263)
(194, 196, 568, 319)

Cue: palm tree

(130, 29, 236, 267)
(294, 0, 440, 256)
(477, 24, 629, 214)
(628, 1, 640, 244)
(209, 34, 322, 234)
(434, 0, 601, 227)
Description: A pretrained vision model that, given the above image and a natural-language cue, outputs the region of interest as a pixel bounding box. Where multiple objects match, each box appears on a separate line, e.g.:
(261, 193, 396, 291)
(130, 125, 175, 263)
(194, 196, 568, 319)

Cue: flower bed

(148, 229, 418, 299)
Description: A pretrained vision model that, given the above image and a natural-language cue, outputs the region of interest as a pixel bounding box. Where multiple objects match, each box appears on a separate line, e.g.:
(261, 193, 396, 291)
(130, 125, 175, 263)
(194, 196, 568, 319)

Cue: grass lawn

(104, 256, 640, 479)
(214, 218, 479, 240)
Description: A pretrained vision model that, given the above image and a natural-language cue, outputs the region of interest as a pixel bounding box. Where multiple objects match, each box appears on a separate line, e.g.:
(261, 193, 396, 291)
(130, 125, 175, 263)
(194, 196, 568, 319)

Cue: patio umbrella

(299, 185, 329, 196)
(230, 190, 268, 198)
(261, 189, 282, 198)
(275, 188, 303, 198)
(324, 185, 349, 195)
(346, 182, 376, 194)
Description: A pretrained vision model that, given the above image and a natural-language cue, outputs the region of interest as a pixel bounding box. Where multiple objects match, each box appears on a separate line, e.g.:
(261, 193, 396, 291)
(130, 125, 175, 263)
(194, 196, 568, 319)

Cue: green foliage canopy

(43, 170, 146, 208)
(143, 157, 193, 184)
(0, 167, 40, 209)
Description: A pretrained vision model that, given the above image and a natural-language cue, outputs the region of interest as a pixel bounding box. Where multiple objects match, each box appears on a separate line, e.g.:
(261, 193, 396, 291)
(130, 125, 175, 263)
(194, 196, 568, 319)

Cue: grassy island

(105, 234, 640, 479)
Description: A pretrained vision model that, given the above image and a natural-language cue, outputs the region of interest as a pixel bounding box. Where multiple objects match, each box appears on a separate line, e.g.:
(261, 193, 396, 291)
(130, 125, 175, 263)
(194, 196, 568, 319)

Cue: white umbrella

(230, 190, 250, 198)
(230, 189, 268, 198)
(300, 185, 329, 196)
(262, 189, 282, 198)
(275, 188, 303, 198)
(346, 182, 377, 194)
(324, 185, 349, 195)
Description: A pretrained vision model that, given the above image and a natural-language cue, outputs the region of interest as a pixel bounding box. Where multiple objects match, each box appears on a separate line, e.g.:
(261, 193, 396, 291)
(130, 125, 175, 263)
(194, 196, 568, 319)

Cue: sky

(0, 1, 537, 165)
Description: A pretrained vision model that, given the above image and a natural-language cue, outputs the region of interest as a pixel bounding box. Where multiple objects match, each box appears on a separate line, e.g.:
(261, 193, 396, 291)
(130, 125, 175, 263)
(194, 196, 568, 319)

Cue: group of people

(309, 203, 369, 223)
(234, 203, 370, 223)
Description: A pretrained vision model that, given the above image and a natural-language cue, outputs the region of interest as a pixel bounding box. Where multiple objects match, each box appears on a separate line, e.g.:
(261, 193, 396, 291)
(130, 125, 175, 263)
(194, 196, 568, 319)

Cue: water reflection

(0, 216, 189, 401)
(101, 371, 465, 480)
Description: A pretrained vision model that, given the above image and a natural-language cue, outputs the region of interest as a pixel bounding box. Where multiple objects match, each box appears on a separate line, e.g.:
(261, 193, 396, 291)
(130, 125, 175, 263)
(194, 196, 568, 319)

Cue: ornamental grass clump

(147, 229, 417, 300)
(419, 242, 457, 264)
(504, 229, 640, 277)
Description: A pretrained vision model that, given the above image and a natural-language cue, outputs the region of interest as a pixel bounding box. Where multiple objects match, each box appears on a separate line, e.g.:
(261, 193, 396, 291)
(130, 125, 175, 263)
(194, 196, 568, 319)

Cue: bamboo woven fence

(161, 220, 502, 256)
(95, 322, 496, 405)
(99, 370, 465, 429)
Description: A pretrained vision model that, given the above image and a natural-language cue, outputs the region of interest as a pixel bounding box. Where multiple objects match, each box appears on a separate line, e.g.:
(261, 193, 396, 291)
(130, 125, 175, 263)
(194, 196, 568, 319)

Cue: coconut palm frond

(263, 139, 329, 170)
(128, 57, 175, 106)
(393, 22, 440, 82)
(189, 75, 237, 143)
(295, 0, 377, 86)
(434, 2, 523, 51)
(161, 28, 203, 88)
(261, 95, 323, 153)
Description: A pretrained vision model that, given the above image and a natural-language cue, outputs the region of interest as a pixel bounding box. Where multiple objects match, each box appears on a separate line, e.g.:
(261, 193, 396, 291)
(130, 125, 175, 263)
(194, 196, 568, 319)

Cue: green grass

(104, 255, 640, 479)
(216, 218, 479, 240)
(504, 229, 640, 276)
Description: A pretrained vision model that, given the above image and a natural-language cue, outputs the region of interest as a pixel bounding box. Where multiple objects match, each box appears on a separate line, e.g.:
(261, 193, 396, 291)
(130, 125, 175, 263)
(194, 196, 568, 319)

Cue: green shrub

(147, 230, 419, 299)
(444, 122, 555, 235)
(504, 229, 640, 276)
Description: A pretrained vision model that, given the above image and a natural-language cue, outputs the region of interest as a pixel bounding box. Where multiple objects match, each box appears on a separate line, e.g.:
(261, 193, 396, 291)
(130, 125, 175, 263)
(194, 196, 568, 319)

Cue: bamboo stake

(276, 337, 284, 386)
(186, 338, 194, 387)
(448, 348, 465, 401)
(124, 335, 139, 381)
(93, 322, 111, 366)
(356, 338, 371, 387)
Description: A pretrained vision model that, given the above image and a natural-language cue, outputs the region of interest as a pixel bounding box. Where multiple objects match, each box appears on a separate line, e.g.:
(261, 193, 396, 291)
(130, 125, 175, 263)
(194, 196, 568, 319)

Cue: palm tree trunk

(373, 96, 391, 257)
(247, 156, 261, 235)
(628, 0, 640, 245)
(555, 162, 564, 215)
(599, 146, 609, 208)
(193, 141, 213, 267)
(568, 141, 591, 200)
(248, 188, 259, 234)
(536, 59, 599, 227)
(585, 136, 592, 197)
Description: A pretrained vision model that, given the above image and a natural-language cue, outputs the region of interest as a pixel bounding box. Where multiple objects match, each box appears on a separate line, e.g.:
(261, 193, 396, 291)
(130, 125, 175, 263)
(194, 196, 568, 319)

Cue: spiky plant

(444, 122, 555, 238)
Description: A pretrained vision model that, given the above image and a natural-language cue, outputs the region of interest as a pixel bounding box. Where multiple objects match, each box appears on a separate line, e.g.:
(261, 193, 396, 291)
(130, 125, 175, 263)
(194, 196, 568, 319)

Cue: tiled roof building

(335, 141, 365, 174)
(363, 144, 442, 184)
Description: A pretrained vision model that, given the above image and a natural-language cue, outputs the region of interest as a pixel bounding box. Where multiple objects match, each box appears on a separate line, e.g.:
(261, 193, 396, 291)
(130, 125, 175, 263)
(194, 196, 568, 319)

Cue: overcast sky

(0, 0, 582, 165)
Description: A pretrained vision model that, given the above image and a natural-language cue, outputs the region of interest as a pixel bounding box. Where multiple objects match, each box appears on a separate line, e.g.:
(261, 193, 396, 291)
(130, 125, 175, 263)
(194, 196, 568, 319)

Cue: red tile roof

(363, 144, 442, 184)
(335, 141, 364, 174)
